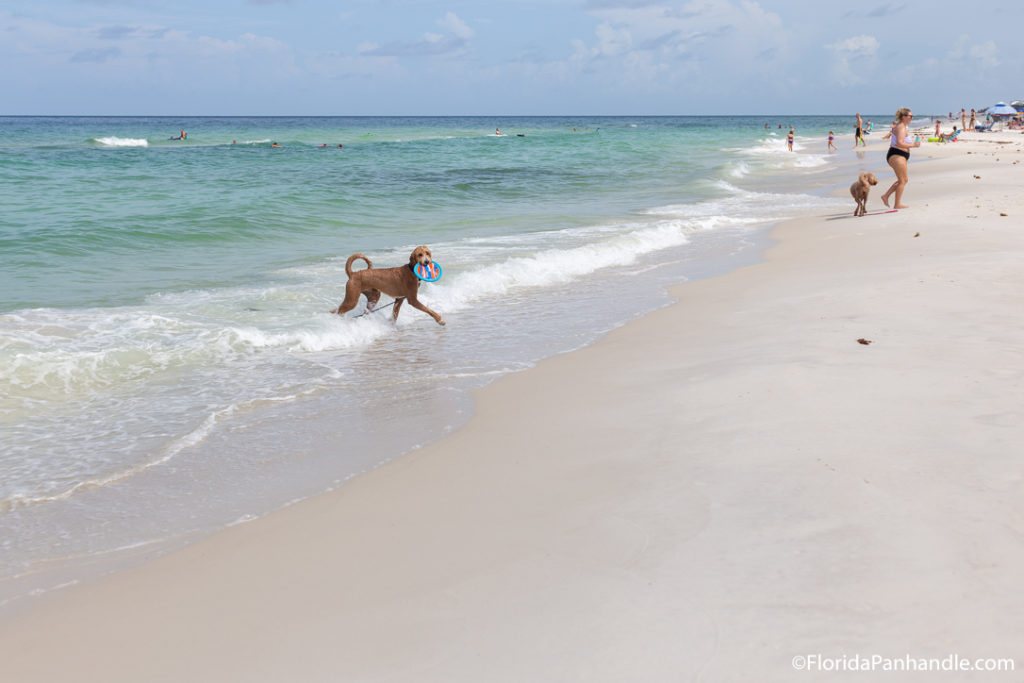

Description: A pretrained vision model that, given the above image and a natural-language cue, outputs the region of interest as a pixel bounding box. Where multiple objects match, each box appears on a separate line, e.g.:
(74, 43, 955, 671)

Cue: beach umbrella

(1012, 100, 1024, 111)
(988, 102, 1017, 116)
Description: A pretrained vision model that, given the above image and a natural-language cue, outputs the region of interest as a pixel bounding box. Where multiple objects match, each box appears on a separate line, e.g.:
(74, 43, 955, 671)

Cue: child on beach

(787, 129, 794, 151)
(828, 131, 837, 152)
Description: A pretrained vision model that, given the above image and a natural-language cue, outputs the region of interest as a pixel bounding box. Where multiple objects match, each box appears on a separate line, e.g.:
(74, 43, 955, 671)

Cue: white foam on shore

(93, 137, 149, 147)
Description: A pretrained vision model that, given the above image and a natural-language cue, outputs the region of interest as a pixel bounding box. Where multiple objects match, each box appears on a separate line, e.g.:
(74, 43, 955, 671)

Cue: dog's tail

(345, 254, 372, 277)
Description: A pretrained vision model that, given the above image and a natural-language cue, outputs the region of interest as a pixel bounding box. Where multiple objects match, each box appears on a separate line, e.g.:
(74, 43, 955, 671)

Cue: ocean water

(0, 115, 867, 606)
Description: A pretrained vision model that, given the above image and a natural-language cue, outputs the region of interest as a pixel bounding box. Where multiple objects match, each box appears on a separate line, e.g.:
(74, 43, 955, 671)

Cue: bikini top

(890, 131, 912, 147)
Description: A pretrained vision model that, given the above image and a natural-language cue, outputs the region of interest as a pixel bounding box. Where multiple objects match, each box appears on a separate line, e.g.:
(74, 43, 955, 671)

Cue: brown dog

(850, 172, 878, 217)
(331, 245, 445, 325)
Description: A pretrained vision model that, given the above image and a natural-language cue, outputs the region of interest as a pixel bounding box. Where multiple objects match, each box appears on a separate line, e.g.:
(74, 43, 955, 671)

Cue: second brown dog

(331, 245, 445, 325)
(850, 172, 878, 217)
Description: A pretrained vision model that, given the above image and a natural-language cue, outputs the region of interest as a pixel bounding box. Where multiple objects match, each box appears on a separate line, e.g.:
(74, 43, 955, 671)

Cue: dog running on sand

(850, 172, 878, 217)
(331, 245, 445, 325)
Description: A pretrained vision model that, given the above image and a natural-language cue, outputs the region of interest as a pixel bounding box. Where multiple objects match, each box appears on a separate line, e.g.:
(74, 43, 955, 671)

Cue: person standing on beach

(969, 109, 976, 130)
(787, 128, 794, 151)
(879, 107, 921, 210)
(854, 113, 866, 147)
(960, 109, 967, 131)
(828, 131, 837, 151)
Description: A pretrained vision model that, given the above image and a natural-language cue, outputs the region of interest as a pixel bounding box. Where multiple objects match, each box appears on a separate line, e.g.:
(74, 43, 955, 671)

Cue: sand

(2, 129, 1023, 681)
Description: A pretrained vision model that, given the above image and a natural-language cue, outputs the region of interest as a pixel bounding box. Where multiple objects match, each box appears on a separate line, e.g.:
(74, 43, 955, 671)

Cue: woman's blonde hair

(895, 107, 912, 119)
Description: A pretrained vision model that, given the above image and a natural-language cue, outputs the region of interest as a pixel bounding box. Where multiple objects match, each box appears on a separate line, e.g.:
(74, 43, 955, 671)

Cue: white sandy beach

(2, 129, 1023, 681)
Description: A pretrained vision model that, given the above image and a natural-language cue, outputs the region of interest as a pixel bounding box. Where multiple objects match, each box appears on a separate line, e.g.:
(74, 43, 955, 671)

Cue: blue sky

(2, 0, 1020, 115)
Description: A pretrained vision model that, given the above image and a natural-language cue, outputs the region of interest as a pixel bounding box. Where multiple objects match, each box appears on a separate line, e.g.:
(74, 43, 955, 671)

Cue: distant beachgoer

(969, 108, 976, 130)
(338, 144, 343, 149)
(854, 113, 866, 147)
(960, 108, 967, 131)
(232, 140, 237, 145)
(866, 120, 873, 133)
(495, 128, 502, 136)
(879, 107, 921, 210)
(828, 131, 837, 151)
(271, 142, 281, 148)
(935, 120, 941, 138)
(787, 128, 794, 151)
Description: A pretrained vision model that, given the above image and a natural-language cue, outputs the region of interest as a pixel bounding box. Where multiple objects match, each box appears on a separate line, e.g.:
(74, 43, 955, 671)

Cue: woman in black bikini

(880, 108, 921, 209)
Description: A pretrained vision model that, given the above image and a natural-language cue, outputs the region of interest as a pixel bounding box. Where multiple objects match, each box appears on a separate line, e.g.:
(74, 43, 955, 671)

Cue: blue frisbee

(414, 261, 442, 282)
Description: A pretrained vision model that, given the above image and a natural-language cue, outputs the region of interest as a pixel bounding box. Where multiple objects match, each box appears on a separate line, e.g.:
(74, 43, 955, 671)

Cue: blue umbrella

(988, 102, 1017, 116)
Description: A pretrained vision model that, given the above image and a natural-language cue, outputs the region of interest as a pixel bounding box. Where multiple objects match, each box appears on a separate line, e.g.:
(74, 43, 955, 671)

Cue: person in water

(271, 142, 282, 148)
(879, 107, 921, 209)
(787, 128, 794, 151)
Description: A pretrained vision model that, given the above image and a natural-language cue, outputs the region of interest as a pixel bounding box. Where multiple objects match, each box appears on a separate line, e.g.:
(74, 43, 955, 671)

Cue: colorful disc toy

(414, 261, 442, 282)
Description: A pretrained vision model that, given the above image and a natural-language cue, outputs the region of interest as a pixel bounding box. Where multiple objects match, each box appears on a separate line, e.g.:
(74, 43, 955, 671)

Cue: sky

(1, 0, 1021, 116)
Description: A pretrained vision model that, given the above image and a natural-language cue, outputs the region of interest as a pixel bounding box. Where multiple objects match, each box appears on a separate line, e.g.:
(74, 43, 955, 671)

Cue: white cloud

(438, 12, 474, 41)
(825, 34, 880, 86)
(827, 35, 879, 58)
(360, 11, 474, 58)
(561, 0, 788, 92)
(947, 37, 999, 68)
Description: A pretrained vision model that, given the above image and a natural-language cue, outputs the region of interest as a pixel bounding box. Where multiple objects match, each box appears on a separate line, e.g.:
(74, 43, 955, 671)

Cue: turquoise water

(1, 115, 866, 605)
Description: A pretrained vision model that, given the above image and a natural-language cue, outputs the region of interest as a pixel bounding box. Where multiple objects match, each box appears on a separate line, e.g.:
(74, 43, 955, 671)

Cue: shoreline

(2, 131, 1023, 680)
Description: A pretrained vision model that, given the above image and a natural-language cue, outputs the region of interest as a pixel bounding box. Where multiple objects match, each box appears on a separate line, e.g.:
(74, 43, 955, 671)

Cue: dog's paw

(437, 319, 446, 326)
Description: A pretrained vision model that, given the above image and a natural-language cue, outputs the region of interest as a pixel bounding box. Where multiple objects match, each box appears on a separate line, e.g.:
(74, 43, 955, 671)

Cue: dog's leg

(332, 282, 363, 315)
(364, 289, 381, 312)
(405, 295, 445, 326)
(391, 297, 405, 321)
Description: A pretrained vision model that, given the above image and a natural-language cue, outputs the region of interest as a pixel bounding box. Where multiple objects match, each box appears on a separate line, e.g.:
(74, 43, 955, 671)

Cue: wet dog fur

(331, 246, 445, 325)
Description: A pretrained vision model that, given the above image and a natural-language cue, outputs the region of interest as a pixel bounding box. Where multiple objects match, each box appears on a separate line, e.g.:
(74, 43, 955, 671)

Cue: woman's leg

(880, 155, 909, 208)
(891, 156, 910, 208)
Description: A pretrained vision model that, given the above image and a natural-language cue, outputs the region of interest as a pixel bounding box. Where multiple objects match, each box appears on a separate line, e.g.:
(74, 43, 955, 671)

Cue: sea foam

(93, 136, 149, 147)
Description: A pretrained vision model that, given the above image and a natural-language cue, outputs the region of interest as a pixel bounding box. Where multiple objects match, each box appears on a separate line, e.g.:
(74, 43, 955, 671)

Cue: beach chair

(974, 122, 993, 132)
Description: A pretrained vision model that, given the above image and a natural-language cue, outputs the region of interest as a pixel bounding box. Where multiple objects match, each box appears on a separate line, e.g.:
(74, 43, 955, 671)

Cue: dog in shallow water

(850, 172, 878, 217)
(331, 245, 445, 325)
